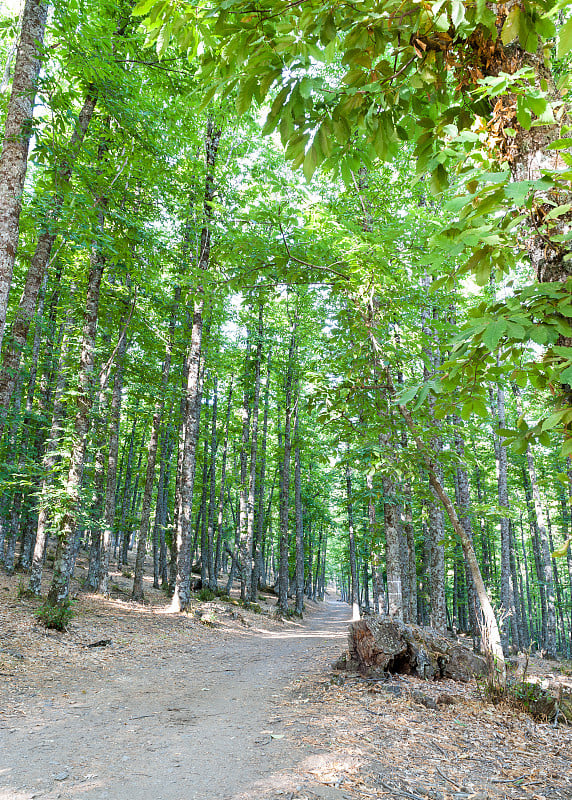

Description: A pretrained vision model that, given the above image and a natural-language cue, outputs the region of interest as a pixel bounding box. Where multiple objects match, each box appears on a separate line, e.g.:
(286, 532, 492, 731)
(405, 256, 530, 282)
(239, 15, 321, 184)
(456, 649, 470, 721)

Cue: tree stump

(338, 616, 487, 682)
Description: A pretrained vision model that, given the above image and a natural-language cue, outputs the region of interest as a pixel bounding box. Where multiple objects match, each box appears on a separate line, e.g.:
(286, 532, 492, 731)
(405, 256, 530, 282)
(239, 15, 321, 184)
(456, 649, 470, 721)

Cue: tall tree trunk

(398, 401, 506, 689)
(243, 303, 263, 601)
(345, 461, 360, 621)
(46, 213, 106, 607)
(491, 385, 517, 654)
(215, 378, 233, 584)
(513, 386, 557, 656)
(252, 351, 271, 600)
(28, 309, 71, 595)
(132, 287, 178, 600)
(205, 377, 219, 591)
(98, 311, 129, 594)
(524, 451, 557, 657)
(452, 420, 478, 634)
(116, 410, 138, 569)
(294, 409, 304, 615)
(0, 89, 98, 437)
(382, 469, 403, 621)
(0, 0, 48, 350)
(171, 119, 221, 612)
(237, 341, 251, 599)
(278, 320, 297, 613)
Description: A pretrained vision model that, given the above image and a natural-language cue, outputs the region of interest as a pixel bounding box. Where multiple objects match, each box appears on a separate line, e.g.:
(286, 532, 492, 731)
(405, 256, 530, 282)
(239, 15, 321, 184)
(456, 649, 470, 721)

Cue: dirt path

(3, 580, 572, 800)
(0, 597, 352, 800)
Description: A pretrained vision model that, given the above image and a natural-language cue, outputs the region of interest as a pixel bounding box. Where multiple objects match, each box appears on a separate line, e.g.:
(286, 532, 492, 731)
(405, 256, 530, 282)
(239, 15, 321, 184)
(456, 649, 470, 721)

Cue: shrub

(35, 600, 75, 631)
(196, 587, 216, 602)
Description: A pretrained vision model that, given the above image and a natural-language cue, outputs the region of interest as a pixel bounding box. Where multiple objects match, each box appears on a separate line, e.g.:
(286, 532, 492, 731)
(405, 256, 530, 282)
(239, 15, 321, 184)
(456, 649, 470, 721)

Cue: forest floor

(1, 560, 572, 800)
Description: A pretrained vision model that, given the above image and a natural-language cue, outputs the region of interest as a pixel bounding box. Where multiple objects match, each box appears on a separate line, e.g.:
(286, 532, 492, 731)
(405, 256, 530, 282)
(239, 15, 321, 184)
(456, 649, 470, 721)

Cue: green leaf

(430, 163, 448, 195)
(132, 0, 160, 16)
(501, 6, 522, 45)
(318, 121, 333, 158)
(332, 116, 351, 144)
(541, 409, 568, 431)
(561, 438, 572, 458)
(320, 13, 337, 45)
(236, 78, 256, 115)
(545, 203, 572, 220)
(198, 84, 218, 112)
(482, 319, 507, 351)
(547, 138, 572, 151)
(303, 144, 319, 182)
(516, 96, 532, 130)
(557, 17, 572, 59)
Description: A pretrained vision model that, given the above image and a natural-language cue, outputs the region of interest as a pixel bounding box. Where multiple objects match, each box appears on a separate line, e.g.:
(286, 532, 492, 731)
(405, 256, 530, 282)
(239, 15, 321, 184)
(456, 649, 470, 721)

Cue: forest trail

(0, 594, 353, 800)
(2, 581, 572, 800)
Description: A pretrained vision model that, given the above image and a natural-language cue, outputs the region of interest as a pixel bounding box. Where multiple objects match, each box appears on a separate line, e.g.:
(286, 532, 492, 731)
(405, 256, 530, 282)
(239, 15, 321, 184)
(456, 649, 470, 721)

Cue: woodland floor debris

(1, 561, 572, 800)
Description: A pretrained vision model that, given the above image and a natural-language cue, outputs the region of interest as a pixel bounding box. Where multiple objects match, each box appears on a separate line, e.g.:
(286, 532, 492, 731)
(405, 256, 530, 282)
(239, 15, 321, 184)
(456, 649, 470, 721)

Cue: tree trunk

(215, 378, 233, 584)
(171, 119, 221, 612)
(46, 214, 105, 607)
(294, 409, 304, 615)
(382, 470, 403, 621)
(278, 320, 297, 613)
(98, 311, 129, 594)
(345, 462, 360, 620)
(28, 308, 70, 595)
(243, 303, 263, 601)
(398, 400, 506, 689)
(205, 377, 218, 591)
(252, 351, 271, 600)
(132, 287, 177, 601)
(0, 89, 98, 437)
(0, 0, 48, 350)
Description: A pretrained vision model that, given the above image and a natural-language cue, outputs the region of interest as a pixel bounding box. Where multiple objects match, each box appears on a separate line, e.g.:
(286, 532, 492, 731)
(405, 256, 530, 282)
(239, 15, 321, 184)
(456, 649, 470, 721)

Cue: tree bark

(398, 401, 506, 688)
(0, 0, 48, 351)
(46, 213, 105, 607)
(132, 288, 177, 601)
(0, 89, 98, 437)
(97, 301, 130, 594)
(171, 119, 221, 612)
(278, 319, 297, 613)
(294, 409, 304, 615)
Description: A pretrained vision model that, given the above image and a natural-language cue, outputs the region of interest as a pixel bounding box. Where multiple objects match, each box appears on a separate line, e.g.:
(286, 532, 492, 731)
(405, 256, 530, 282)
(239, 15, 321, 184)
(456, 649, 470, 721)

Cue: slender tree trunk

(398, 401, 506, 688)
(278, 321, 297, 613)
(345, 462, 360, 620)
(116, 412, 137, 569)
(0, 89, 98, 436)
(513, 387, 557, 655)
(172, 119, 221, 612)
(0, 0, 48, 350)
(382, 470, 403, 620)
(491, 385, 518, 653)
(243, 304, 263, 601)
(98, 315, 129, 594)
(215, 378, 233, 583)
(46, 214, 105, 607)
(294, 410, 304, 615)
(132, 288, 177, 600)
(237, 342, 251, 599)
(28, 308, 70, 595)
(205, 377, 218, 591)
(252, 351, 271, 600)
(525, 451, 557, 656)
(452, 419, 478, 641)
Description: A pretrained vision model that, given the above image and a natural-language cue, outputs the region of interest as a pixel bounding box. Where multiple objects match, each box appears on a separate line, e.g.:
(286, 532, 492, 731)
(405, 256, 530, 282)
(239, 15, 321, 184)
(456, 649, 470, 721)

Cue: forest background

(1, 0, 572, 678)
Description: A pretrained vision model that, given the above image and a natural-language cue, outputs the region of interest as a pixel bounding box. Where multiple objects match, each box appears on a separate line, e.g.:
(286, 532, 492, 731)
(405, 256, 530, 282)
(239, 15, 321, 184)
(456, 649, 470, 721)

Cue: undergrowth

(35, 600, 75, 631)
